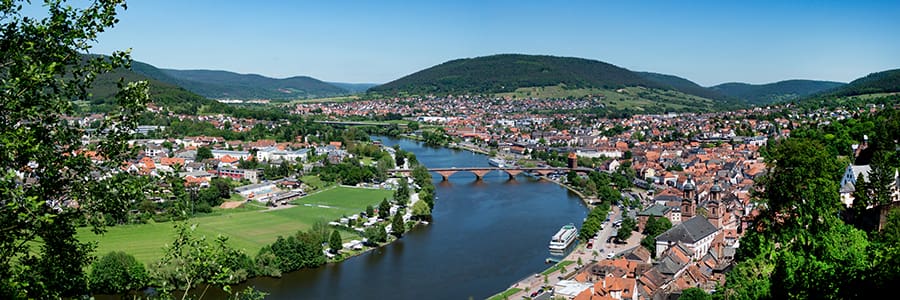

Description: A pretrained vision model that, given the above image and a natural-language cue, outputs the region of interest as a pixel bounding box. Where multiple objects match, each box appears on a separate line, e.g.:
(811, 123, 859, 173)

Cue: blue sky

(78, 0, 900, 85)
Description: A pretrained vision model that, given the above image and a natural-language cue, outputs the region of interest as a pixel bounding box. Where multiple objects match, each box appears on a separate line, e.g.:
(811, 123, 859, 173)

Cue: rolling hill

(368, 54, 669, 95)
(87, 60, 223, 115)
(636, 72, 730, 101)
(327, 82, 378, 93)
(815, 69, 900, 98)
(136, 69, 349, 100)
(711, 80, 845, 105)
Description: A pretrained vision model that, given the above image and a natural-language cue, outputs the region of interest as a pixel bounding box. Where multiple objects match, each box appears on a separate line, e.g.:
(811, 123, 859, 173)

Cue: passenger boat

(488, 158, 506, 168)
(549, 223, 577, 251)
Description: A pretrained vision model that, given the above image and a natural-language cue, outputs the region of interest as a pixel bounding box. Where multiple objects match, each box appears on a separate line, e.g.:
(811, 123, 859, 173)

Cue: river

(245, 136, 588, 299)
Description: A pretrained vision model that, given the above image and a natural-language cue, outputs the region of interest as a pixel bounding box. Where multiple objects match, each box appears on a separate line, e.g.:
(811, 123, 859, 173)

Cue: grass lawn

(300, 175, 328, 190)
(79, 187, 392, 264)
(487, 288, 522, 300)
(541, 260, 575, 276)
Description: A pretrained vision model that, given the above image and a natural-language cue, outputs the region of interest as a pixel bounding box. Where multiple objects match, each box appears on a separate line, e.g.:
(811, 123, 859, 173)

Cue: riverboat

(549, 223, 577, 251)
(488, 158, 507, 168)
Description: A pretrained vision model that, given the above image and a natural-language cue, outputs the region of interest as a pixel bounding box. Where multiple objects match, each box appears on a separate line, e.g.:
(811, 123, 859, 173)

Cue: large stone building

(654, 216, 719, 259)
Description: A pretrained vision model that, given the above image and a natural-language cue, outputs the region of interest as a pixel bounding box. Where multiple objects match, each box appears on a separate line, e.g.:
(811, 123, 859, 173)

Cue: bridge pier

(504, 169, 523, 180)
(471, 170, 491, 181)
(535, 169, 555, 176)
(435, 170, 458, 181)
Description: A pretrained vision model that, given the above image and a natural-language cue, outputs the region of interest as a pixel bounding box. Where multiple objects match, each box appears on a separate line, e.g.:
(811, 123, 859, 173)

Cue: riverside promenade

(495, 204, 642, 299)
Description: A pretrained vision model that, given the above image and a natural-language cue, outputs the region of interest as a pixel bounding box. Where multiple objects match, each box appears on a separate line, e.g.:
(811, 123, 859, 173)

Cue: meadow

(79, 186, 392, 264)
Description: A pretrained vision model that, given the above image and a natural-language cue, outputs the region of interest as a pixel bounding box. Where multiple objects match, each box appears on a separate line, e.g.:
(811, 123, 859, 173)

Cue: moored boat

(488, 158, 507, 168)
(549, 223, 577, 251)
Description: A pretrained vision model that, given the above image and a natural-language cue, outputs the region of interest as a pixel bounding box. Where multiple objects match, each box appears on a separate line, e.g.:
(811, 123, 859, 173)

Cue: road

(502, 204, 644, 299)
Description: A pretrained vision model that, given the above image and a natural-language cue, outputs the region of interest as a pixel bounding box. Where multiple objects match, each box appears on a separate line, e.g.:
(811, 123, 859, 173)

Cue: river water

(245, 136, 588, 299)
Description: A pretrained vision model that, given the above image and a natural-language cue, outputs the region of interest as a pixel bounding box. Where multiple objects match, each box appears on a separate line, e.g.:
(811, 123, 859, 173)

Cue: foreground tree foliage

(680, 287, 712, 300)
(0, 0, 149, 298)
(151, 223, 255, 300)
(254, 229, 326, 278)
(722, 137, 900, 299)
(88, 251, 149, 295)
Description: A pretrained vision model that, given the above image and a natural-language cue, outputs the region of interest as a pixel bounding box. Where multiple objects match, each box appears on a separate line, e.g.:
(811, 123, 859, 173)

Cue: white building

(211, 150, 252, 160)
(839, 164, 872, 207)
(256, 147, 310, 162)
(654, 216, 719, 260)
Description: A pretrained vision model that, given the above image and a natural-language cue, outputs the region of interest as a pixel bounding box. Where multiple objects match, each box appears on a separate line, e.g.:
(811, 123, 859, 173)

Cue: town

(6, 1, 900, 299)
(66, 91, 898, 299)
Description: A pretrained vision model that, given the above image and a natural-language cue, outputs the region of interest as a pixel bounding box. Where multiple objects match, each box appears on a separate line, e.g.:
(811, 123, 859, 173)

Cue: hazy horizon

(78, 0, 900, 86)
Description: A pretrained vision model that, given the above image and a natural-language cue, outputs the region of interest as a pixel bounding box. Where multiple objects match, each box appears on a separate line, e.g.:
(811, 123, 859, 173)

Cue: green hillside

(711, 79, 845, 105)
(816, 69, 900, 98)
(87, 62, 223, 115)
(145, 69, 349, 100)
(328, 82, 378, 93)
(368, 54, 667, 95)
(637, 71, 729, 101)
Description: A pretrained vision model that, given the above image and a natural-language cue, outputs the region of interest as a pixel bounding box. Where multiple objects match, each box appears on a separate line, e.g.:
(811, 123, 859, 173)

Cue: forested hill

(327, 82, 378, 93)
(636, 72, 729, 101)
(368, 54, 668, 95)
(136, 68, 349, 100)
(711, 79, 845, 105)
(814, 69, 900, 98)
(88, 60, 222, 115)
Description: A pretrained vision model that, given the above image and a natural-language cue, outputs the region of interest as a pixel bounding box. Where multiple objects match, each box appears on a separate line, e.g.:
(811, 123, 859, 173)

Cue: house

(555, 280, 595, 299)
(636, 205, 672, 232)
(573, 274, 638, 300)
(654, 216, 719, 259)
(216, 168, 259, 183)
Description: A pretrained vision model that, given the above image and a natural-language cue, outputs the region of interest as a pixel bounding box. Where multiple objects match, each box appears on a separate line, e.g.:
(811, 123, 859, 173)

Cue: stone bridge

(390, 167, 593, 181)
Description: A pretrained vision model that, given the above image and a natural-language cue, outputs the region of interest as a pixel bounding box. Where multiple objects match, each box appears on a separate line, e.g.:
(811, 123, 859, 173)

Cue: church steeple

(682, 175, 696, 222)
(710, 178, 723, 201)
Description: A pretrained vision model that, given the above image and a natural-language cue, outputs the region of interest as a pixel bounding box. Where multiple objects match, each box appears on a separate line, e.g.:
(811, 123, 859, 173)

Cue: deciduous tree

(391, 213, 406, 237)
(196, 146, 214, 161)
(329, 230, 343, 253)
(88, 251, 149, 295)
(0, 0, 149, 297)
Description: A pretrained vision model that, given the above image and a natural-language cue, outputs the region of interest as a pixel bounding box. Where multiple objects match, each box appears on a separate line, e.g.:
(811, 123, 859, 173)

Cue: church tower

(682, 175, 696, 222)
(708, 179, 724, 228)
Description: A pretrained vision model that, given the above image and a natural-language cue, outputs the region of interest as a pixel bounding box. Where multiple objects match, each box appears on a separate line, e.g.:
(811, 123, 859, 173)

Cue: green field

(79, 186, 392, 264)
(300, 175, 329, 191)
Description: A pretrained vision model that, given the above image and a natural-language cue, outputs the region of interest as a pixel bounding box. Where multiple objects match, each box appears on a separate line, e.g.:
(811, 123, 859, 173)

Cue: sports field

(79, 186, 392, 264)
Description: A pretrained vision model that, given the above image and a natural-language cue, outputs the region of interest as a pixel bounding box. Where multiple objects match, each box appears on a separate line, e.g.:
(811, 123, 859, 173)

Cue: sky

(65, 0, 900, 85)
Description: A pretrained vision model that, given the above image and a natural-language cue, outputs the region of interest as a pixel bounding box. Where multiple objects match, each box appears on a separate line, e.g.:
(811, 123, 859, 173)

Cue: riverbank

(544, 177, 596, 208)
(326, 190, 429, 264)
(448, 142, 491, 155)
(78, 186, 394, 264)
(249, 135, 588, 299)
